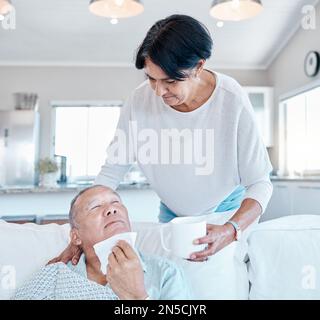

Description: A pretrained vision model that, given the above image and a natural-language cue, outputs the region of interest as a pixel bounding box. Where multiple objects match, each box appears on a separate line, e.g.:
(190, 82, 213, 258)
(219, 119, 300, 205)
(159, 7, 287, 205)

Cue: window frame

(279, 78, 320, 176)
(50, 100, 122, 182)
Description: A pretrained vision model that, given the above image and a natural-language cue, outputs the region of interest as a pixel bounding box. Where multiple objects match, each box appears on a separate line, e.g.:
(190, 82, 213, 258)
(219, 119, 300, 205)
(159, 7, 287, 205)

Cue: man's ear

(70, 228, 82, 246)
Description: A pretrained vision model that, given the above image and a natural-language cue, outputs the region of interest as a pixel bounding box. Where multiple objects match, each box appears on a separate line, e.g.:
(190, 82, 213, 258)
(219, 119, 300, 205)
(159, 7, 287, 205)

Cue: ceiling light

(89, 0, 144, 19)
(216, 21, 224, 27)
(0, 0, 13, 16)
(210, 0, 263, 21)
(110, 18, 118, 24)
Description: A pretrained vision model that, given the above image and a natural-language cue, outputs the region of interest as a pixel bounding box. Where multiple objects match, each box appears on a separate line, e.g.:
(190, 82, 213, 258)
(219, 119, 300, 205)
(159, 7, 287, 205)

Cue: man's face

(72, 186, 131, 247)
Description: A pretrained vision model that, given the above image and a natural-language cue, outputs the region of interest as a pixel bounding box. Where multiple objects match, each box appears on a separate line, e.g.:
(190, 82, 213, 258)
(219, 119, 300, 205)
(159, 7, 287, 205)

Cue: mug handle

(159, 225, 171, 253)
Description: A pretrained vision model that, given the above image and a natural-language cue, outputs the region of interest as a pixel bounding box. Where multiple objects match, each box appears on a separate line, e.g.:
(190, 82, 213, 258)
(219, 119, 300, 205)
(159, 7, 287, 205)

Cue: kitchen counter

(0, 181, 158, 222)
(2, 175, 320, 194)
(0, 181, 151, 194)
(270, 175, 320, 182)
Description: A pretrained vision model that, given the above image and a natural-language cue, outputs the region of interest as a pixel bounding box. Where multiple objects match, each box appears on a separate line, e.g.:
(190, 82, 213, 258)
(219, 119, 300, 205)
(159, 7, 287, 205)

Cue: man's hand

(47, 242, 82, 265)
(106, 240, 148, 300)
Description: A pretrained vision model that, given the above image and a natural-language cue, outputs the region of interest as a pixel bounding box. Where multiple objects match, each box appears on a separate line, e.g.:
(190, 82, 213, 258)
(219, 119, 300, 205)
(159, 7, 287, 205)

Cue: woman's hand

(106, 240, 148, 300)
(189, 223, 236, 262)
(47, 242, 82, 265)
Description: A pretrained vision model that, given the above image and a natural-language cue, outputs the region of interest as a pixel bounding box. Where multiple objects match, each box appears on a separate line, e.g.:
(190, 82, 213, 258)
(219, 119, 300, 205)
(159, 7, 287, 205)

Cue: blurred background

(0, 0, 319, 223)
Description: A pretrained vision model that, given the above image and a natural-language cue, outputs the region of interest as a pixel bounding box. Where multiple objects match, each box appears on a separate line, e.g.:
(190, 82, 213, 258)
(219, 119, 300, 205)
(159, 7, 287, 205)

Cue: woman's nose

(155, 82, 167, 96)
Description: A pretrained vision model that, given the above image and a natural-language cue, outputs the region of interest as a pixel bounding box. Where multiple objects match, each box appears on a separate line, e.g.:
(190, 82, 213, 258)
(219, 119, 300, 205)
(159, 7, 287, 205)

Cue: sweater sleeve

(237, 102, 273, 214)
(94, 94, 136, 190)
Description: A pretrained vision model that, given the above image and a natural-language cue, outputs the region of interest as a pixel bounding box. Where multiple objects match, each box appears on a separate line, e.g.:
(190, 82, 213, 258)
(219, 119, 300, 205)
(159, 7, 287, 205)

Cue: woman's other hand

(47, 242, 82, 265)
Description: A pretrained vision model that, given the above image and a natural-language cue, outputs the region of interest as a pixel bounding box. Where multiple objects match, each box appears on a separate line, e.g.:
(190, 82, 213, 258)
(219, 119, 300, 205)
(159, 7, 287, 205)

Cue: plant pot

(39, 172, 58, 188)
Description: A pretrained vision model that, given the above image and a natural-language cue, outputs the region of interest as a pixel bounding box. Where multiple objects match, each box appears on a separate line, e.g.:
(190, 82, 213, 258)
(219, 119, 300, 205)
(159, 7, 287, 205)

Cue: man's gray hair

(68, 185, 120, 228)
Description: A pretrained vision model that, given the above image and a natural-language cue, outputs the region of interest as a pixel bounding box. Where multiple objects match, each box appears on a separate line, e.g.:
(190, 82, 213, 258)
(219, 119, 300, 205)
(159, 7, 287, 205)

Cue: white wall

(217, 69, 271, 87)
(267, 3, 320, 170)
(0, 65, 269, 159)
(0, 66, 145, 158)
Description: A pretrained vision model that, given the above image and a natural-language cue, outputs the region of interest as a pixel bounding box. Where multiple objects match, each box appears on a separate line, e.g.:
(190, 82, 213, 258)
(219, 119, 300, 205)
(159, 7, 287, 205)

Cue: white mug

(160, 216, 207, 259)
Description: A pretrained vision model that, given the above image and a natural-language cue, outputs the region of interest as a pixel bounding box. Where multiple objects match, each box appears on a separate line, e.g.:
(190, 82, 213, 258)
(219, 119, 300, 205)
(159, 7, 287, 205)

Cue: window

(279, 86, 320, 175)
(244, 87, 273, 147)
(53, 103, 121, 180)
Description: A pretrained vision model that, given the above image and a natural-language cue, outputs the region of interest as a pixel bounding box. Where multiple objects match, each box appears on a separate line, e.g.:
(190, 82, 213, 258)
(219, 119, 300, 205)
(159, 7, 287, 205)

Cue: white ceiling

(0, 0, 317, 69)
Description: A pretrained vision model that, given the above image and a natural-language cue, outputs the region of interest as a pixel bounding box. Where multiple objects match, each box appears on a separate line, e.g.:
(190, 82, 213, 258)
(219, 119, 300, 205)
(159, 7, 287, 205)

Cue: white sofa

(1, 212, 320, 300)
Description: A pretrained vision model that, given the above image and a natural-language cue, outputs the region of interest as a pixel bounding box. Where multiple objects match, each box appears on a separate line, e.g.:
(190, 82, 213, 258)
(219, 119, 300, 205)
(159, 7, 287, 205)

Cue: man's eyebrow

(86, 199, 99, 209)
(86, 192, 120, 208)
(145, 73, 170, 81)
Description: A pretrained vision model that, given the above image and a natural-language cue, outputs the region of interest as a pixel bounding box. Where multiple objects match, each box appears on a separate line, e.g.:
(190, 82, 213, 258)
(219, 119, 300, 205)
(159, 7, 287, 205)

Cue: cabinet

(292, 183, 320, 215)
(260, 182, 291, 222)
(244, 87, 274, 147)
(262, 180, 320, 221)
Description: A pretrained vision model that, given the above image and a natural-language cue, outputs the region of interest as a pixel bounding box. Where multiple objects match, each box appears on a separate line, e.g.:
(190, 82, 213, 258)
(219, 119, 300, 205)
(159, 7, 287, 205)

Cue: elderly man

(14, 185, 191, 300)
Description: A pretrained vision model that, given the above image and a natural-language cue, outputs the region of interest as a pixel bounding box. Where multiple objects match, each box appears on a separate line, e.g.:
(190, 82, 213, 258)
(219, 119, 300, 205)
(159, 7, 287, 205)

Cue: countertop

(0, 181, 151, 194)
(270, 175, 320, 182)
(1, 175, 320, 194)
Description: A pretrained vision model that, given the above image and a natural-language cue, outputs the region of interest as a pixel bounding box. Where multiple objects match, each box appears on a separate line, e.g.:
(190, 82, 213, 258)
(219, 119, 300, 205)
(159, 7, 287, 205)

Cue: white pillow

(0, 211, 251, 300)
(247, 215, 320, 300)
(0, 220, 70, 300)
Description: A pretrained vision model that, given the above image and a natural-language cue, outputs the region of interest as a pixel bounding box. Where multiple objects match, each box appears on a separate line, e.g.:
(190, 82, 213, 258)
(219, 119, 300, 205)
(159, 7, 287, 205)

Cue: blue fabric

(214, 185, 246, 212)
(158, 185, 246, 223)
(13, 262, 119, 300)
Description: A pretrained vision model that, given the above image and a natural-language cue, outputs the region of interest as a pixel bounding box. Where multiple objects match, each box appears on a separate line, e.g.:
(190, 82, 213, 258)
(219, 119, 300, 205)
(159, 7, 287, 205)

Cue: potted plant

(37, 158, 59, 187)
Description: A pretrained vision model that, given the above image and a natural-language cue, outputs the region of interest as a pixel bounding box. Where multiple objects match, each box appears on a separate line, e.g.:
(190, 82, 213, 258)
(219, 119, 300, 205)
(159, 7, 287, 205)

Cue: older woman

(53, 14, 272, 264)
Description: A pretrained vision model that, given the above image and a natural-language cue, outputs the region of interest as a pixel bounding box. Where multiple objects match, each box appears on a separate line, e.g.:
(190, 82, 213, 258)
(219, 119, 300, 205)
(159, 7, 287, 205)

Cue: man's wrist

(132, 290, 149, 300)
(141, 291, 149, 300)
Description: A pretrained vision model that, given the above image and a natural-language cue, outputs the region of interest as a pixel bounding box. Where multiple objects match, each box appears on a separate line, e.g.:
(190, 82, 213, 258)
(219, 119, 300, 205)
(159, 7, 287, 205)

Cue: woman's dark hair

(135, 14, 213, 80)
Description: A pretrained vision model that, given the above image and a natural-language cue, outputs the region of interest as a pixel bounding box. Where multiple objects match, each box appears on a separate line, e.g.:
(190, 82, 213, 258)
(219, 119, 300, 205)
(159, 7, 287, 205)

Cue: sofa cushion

(247, 215, 320, 300)
(0, 220, 70, 300)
